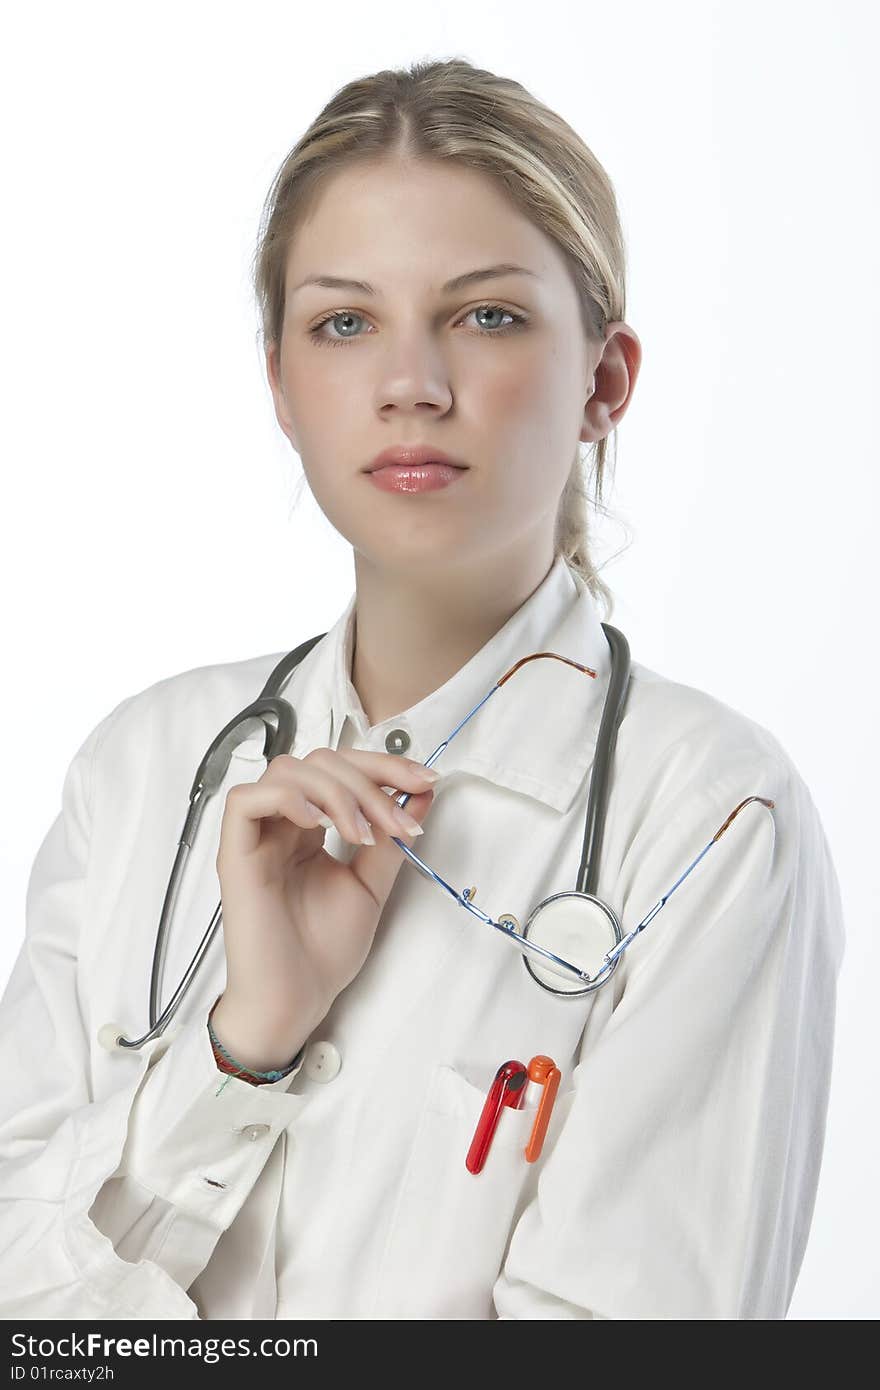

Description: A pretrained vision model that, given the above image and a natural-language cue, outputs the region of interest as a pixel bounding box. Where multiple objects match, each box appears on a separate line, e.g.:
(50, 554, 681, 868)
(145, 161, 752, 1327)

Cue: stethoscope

(98, 621, 634, 1055)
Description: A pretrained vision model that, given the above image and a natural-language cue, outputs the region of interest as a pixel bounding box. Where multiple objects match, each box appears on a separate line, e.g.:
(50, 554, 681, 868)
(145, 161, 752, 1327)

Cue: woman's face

(267, 156, 626, 575)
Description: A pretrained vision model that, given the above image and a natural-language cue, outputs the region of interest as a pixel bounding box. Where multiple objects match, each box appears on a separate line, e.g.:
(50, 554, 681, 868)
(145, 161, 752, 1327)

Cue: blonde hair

(253, 57, 630, 620)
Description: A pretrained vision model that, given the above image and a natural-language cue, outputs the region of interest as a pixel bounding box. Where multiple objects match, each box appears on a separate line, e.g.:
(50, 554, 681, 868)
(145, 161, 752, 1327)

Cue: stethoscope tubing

(112, 625, 628, 1049)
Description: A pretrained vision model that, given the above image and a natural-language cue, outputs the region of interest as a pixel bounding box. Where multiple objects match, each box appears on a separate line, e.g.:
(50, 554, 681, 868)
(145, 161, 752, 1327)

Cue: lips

(370, 461, 467, 474)
(365, 445, 468, 472)
(366, 461, 467, 493)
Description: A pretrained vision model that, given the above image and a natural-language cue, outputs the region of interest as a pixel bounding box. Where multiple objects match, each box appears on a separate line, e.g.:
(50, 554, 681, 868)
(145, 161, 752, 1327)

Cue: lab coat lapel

(437, 580, 615, 814)
(221, 556, 617, 819)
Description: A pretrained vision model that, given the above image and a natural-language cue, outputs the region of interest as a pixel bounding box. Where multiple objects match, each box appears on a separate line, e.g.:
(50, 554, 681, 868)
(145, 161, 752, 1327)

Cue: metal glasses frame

(386, 651, 776, 990)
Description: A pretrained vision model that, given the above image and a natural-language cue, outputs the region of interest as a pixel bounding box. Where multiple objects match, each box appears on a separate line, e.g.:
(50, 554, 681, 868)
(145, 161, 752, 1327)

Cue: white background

(1, 0, 876, 1318)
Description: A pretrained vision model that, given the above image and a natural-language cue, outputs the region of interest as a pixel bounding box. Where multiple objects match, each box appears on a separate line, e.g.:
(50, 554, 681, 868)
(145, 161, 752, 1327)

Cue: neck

(350, 544, 557, 729)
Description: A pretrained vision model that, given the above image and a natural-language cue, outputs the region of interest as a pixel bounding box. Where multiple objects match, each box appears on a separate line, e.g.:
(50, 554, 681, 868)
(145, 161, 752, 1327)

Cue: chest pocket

(370, 1061, 571, 1319)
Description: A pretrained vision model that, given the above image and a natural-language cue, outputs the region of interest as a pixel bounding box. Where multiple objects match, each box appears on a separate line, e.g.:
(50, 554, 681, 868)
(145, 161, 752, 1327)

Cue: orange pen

(523, 1055, 561, 1162)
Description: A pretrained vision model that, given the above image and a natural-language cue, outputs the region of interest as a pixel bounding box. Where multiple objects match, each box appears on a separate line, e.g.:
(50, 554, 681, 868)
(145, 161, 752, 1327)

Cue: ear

(579, 373, 603, 445)
(265, 341, 299, 450)
(579, 322, 643, 443)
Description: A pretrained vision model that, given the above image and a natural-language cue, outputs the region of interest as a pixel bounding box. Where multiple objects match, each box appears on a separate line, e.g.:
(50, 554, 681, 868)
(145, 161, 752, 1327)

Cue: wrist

(209, 994, 312, 1074)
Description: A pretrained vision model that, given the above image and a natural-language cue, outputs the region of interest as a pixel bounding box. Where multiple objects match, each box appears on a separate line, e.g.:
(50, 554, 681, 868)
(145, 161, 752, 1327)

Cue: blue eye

(309, 309, 365, 345)
(307, 303, 528, 347)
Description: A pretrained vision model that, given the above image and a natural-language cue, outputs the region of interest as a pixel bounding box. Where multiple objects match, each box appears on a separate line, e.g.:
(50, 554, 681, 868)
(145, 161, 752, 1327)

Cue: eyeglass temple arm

(390, 651, 599, 910)
(397, 651, 598, 785)
(386, 654, 601, 980)
(589, 794, 777, 983)
(393, 662, 774, 987)
(508, 651, 777, 984)
(389, 650, 599, 918)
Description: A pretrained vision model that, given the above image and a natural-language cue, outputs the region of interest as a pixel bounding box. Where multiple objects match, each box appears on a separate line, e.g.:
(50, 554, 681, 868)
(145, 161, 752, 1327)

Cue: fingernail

(304, 800, 334, 830)
(393, 805, 424, 836)
(355, 808, 376, 845)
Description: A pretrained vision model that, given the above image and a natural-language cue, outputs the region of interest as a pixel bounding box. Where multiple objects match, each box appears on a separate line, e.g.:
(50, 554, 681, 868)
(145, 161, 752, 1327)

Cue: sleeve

(0, 705, 309, 1320)
(492, 751, 846, 1320)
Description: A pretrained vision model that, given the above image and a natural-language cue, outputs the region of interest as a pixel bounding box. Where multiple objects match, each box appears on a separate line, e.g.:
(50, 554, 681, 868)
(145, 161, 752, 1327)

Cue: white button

(304, 1041, 341, 1082)
(239, 1123, 270, 1141)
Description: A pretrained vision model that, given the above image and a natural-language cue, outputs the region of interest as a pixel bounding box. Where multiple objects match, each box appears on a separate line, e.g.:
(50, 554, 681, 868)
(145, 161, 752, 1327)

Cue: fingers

(217, 779, 316, 861)
(219, 750, 438, 859)
(288, 749, 438, 845)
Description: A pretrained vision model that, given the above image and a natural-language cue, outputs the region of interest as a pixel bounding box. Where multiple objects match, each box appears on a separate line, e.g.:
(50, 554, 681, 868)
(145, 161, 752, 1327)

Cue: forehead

(284, 157, 574, 297)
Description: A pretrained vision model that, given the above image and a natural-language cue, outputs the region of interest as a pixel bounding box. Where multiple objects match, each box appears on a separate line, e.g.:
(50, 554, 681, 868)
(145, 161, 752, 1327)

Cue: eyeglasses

(386, 651, 775, 992)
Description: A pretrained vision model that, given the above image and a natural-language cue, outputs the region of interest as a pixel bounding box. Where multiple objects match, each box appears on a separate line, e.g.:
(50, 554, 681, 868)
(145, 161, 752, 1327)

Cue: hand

(213, 749, 438, 1055)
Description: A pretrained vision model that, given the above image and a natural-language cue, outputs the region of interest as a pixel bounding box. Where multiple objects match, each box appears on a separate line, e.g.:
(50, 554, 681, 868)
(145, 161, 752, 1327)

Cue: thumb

(350, 787, 436, 908)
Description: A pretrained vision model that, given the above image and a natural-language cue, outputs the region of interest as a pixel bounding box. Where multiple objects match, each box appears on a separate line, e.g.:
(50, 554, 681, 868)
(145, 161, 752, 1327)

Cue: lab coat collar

(285, 556, 614, 816)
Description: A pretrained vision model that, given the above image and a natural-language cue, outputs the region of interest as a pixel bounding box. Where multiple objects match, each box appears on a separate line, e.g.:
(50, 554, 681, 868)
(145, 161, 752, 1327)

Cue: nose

(373, 335, 454, 415)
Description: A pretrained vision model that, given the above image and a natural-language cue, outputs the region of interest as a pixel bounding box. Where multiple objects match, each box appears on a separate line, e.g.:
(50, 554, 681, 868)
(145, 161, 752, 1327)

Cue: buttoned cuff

(118, 1003, 307, 1232)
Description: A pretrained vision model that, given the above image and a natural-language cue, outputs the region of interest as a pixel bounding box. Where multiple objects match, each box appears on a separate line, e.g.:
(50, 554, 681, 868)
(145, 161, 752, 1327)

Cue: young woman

(0, 58, 844, 1321)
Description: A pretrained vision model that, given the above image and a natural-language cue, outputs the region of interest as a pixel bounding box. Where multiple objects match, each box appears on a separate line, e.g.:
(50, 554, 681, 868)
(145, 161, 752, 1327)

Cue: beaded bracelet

(208, 995, 304, 1097)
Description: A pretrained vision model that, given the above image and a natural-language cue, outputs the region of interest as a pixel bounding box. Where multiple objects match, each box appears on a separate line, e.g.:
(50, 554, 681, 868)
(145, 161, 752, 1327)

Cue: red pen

(466, 1060, 528, 1174)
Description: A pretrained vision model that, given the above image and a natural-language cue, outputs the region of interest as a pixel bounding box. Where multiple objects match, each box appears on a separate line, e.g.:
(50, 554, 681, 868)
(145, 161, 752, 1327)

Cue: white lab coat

(0, 556, 845, 1320)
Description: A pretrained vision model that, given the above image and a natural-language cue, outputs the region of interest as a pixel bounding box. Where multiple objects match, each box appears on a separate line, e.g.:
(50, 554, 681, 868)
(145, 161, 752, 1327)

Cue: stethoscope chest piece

(521, 890, 622, 996)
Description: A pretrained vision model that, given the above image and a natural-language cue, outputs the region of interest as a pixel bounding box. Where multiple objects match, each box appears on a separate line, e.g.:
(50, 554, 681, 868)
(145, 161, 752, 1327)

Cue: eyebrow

(289, 262, 540, 298)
